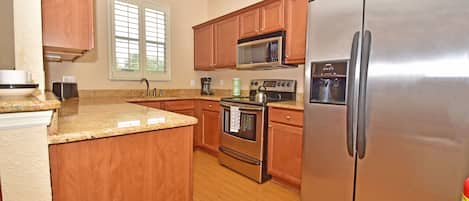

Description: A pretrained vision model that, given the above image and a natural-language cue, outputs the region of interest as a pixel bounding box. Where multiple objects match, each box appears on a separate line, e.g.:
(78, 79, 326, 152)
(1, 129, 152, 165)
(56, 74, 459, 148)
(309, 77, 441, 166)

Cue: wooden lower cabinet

(268, 107, 304, 188)
(199, 101, 220, 154)
(49, 126, 194, 201)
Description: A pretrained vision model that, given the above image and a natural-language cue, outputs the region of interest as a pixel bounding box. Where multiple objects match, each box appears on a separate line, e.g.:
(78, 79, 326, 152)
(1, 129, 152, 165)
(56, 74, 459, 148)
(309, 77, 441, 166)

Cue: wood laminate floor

(193, 151, 300, 201)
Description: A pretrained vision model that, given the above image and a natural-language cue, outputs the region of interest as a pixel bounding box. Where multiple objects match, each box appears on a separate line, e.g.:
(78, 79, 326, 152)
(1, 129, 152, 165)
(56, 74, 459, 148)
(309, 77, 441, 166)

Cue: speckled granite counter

(267, 100, 304, 111)
(0, 92, 61, 113)
(48, 95, 225, 145)
(126, 95, 224, 102)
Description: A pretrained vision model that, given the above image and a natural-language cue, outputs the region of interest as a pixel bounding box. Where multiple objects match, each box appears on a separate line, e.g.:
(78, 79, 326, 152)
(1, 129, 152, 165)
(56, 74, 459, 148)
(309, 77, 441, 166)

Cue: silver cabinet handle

(357, 30, 372, 159)
(346, 31, 360, 157)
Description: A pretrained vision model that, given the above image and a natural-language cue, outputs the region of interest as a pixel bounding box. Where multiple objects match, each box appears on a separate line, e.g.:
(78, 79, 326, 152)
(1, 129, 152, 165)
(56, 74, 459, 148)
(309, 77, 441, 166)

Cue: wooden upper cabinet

(214, 16, 239, 68)
(260, 0, 285, 34)
(194, 24, 215, 70)
(239, 9, 261, 39)
(42, 0, 95, 61)
(285, 0, 308, 64)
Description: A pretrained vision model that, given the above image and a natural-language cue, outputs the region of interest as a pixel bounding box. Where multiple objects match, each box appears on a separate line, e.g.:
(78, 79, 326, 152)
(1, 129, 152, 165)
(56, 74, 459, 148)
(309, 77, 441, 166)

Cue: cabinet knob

(285, 115, 292, 120)
(208, 104, 213, 108)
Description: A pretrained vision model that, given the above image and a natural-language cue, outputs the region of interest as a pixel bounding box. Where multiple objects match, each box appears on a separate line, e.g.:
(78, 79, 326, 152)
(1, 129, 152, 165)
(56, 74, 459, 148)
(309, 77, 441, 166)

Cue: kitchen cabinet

(214, 17, 240, 68)
(193, 0, 307, 70)
(268, 107, 304, 188)
(199, 101, 220, 154)
(42, 0, 95, 62)
(260, 0, 285, 34)
(194, 24, 215, 70)
(239, 9, 261, 39)
(285, 0, 308, 64)
(49, 127, 194, 201)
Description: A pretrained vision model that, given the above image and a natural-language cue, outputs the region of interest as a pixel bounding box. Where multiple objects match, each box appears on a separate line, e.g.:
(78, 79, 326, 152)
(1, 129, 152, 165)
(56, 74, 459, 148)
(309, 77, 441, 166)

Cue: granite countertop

(48, 95, 226, 145)
(267, 100, 304, 111)
(0, 91, 61, 113)
(126, 95, 224, 102)
(48, 94, 304, 145)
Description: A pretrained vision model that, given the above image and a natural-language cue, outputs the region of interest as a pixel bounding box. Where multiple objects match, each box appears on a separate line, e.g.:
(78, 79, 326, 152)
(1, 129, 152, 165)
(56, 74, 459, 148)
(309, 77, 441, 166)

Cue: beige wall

(46, 0, 209, 90)
(13, 0, 45, 89)
(206, 0, 262, 19)
(0, 0, 15, 69)
(47, 0, 305, 92)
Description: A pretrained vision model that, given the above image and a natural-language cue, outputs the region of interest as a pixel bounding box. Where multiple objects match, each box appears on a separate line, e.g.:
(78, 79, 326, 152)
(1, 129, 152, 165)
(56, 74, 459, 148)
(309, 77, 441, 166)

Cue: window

(109, 0, 171, 81)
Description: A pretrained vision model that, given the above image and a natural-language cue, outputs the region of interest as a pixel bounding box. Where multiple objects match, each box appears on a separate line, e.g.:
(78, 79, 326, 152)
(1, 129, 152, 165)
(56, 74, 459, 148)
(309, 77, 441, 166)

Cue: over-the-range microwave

(236, 31, 297, 70)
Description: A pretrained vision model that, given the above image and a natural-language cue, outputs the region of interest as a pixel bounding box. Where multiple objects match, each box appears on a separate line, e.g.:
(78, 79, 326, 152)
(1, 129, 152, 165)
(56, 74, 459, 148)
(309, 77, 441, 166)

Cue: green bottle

(232, 78, 241, 97)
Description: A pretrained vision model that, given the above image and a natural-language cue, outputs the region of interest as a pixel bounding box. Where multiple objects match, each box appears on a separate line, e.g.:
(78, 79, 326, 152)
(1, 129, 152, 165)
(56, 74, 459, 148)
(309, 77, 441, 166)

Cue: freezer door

(302, 0, 363, 200)
(355, 0, 469, 201)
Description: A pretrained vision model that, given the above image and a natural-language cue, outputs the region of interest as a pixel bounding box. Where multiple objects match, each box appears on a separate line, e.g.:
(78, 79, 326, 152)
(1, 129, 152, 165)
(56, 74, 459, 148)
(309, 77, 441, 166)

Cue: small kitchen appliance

(219, 79, 296, 183)
(200, 77, 213, 95)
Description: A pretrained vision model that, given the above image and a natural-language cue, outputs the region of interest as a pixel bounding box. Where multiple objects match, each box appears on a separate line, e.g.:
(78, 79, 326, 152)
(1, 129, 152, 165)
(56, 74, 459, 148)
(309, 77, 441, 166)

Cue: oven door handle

(220, 102, 264, 111)
(219, 146, 261, 166)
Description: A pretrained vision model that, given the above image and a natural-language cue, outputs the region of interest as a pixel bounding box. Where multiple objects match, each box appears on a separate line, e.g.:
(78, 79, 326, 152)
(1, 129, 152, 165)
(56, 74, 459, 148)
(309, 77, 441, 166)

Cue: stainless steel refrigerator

(302, 0, 469, 200)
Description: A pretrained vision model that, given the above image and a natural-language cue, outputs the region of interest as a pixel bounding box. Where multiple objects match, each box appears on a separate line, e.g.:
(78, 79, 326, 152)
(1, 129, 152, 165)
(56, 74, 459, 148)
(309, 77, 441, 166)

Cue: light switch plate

(190, 79, 196, 87)
(220, 79, 224, 86)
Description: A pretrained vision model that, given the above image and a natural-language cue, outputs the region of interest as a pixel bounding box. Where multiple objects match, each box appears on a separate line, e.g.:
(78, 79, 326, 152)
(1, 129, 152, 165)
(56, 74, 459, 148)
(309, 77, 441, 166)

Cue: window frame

(108, 0, 171, 81)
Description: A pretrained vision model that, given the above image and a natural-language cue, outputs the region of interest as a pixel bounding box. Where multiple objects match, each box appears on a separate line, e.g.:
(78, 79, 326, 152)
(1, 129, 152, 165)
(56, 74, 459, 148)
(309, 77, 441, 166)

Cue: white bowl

(0, 88, 38, 97)
(0, 70, 33, 84)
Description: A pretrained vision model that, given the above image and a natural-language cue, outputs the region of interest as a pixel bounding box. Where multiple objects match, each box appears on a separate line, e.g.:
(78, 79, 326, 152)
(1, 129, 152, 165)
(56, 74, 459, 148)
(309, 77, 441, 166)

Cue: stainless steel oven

(218, 79, 297, 183)
(219, 101, 268, 183)
(220, 101, 265, 160)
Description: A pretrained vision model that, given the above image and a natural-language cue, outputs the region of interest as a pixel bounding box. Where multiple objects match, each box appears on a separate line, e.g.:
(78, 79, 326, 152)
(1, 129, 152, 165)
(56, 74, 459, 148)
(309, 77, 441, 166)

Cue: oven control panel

(249, 79, 297, 93)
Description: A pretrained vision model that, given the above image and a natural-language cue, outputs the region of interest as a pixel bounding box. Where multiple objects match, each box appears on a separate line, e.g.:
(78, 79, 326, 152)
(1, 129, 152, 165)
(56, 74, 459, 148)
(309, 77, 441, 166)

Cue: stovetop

(221, 79, 297, 106)
(221, 96, 285, 106)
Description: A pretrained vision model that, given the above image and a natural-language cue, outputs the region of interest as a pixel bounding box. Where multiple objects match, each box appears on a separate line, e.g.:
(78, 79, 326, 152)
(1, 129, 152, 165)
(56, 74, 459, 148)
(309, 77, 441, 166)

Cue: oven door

(220, 102, 265, 160)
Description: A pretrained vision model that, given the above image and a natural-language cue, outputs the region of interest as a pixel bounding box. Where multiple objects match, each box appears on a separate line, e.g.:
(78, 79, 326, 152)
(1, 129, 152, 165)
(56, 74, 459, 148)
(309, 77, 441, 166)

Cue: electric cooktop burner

(221, 79, 298, 106)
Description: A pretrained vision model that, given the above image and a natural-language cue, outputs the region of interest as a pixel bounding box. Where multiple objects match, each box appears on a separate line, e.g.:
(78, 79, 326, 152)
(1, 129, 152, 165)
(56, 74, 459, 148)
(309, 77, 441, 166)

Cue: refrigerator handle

(346, 31, 360, 157)
(357, 30, 372, 159)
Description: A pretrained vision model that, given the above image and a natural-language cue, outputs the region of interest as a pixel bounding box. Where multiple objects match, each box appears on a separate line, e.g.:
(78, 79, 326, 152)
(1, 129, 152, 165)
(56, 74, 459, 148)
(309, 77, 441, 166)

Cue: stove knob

(286, 82, 291, 87)
(277, 82, 281, 87)
(251, 81, 255, 86)
(254, 82, 259, 86)
(281, 82, 286, 87)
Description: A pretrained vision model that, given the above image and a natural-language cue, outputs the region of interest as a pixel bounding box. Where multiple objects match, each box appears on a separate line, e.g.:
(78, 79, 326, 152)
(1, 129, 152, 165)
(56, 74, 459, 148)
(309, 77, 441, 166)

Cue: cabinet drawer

(269, 107, 303, 127)
(135, 101, 162, 109)
(200, 100, 220, 112)
(164, 100, 195, 111)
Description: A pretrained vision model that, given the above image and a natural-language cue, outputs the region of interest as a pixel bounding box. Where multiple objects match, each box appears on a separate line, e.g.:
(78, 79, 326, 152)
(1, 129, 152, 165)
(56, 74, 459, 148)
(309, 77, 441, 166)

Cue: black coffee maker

(201, 77, 213, 95)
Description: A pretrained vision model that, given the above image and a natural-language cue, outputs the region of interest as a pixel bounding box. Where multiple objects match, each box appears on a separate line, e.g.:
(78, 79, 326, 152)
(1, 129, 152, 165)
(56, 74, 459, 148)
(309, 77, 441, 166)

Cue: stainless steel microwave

(236, 31, 296, 70)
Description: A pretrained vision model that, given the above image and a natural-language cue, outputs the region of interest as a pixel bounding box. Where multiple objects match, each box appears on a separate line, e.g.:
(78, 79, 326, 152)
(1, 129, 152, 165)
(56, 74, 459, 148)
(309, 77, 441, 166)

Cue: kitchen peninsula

(48, 97, 198, 201)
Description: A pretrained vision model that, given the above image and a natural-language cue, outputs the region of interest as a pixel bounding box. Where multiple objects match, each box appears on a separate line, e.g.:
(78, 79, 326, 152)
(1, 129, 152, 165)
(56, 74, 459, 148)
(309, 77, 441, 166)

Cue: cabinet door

(239, 9, 260, 39)
(194, 24, 214, 70)
(174, 109, 195, 117)
(42, 0, 94, 50)
(201, 109, 220, 153)
(285, 0, 307, 64)
(260, 0, 285, 34)
(268, 122, 303, 187)
(134, 101, 162, 109)
(214, 16, 239, 68)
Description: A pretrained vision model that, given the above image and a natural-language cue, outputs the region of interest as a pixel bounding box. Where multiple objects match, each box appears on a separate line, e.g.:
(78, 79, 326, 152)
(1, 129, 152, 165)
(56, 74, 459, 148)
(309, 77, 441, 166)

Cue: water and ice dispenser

(310, 60, 348, 105)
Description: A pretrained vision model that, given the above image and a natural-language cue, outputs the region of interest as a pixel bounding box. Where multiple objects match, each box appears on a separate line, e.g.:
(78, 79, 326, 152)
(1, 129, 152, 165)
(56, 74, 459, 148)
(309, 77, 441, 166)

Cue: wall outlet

(190, 79, 196, 87)
(219, 79, 224, 87)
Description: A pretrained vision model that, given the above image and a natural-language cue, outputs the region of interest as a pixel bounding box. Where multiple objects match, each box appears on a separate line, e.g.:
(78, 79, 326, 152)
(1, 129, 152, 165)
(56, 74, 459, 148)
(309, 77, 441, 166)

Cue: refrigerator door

(355, 0, 469, 200)
(302, 0, 363, 200)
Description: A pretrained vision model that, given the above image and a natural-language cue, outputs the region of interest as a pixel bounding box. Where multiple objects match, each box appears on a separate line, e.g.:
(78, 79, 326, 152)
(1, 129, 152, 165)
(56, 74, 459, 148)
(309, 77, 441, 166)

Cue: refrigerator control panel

(310, 60, 348, 105)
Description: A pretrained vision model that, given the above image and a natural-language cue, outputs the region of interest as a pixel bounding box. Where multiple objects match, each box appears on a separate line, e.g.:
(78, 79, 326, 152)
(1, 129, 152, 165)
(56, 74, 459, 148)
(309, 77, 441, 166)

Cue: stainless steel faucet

(140, 78, 150, 96)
